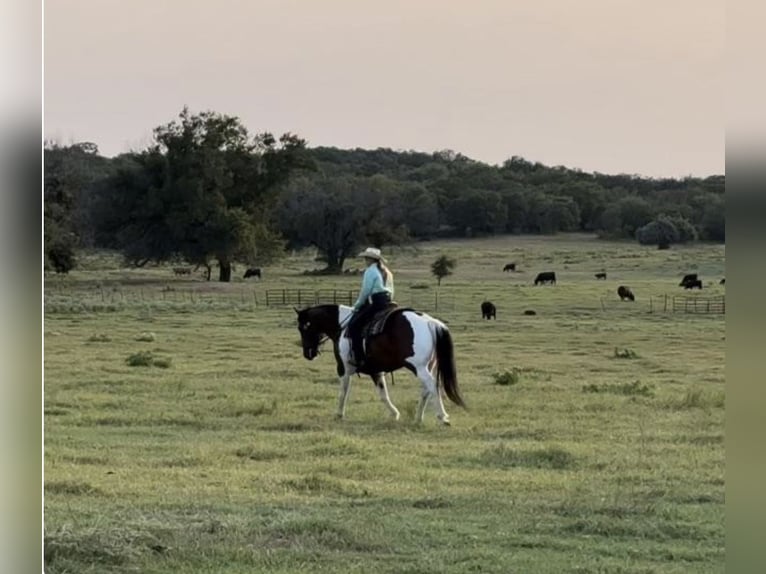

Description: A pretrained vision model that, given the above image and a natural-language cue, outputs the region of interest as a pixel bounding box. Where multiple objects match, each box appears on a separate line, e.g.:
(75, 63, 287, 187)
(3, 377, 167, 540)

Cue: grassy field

(44, 234, 725, 573)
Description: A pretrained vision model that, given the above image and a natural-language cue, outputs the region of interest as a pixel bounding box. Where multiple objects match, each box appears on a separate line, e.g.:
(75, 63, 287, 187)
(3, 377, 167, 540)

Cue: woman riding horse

(346, 247, 394, 370)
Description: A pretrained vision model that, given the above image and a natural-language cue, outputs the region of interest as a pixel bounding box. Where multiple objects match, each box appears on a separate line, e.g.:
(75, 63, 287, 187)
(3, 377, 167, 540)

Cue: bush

(666, 215, 698, 243)
(492, 369, 521, 386)
(48, 241, 77, 274)
(125, 351, 171, 368)
(613, 347, 638, 359)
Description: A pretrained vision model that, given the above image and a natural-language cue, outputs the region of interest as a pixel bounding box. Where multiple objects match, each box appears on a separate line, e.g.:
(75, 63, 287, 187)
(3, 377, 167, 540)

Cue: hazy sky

(45, 0, 724, 178)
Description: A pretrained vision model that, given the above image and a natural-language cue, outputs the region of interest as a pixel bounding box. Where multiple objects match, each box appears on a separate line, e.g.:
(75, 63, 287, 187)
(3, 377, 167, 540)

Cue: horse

(294, 304, 466, 425)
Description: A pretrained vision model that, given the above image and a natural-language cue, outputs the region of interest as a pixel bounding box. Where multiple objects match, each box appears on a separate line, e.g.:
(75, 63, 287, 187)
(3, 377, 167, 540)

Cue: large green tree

(276, 175, 402, 273)
(95, 108, 309, 281)
(44, 142, 111, 272)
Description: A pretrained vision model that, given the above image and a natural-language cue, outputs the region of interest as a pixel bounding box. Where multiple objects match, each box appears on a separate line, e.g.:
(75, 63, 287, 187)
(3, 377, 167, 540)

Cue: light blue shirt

(353, 265, 394, 310)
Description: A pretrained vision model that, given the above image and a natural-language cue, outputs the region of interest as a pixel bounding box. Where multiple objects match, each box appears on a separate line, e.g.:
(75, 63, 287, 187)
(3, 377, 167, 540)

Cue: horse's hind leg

(372, 373, 400, 420)
(336, 372, 352, 419)
(415, 365, 450, 425)
(415, 386, 430, 424)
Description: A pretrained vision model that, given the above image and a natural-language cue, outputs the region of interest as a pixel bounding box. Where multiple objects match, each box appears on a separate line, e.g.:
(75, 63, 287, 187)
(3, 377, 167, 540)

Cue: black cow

(684, 279, 702, 289)
(719, 278, 725, 285)
(503, 263, 516, 272)
(481, 301, 496, 320)
(243, 267, 262, 279)
(594, 272, 607, 280)
(534, 271, 556, 285)
(617, 285, 635, 301)
(679, 273, 698, 287)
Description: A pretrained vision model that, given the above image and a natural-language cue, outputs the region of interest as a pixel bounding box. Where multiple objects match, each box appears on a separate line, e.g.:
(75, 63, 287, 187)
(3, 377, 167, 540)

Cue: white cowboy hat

(357, 247, 386, 262)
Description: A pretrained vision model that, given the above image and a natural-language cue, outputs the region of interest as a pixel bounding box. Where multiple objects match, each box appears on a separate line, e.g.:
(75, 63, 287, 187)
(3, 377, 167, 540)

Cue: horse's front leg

(372, 373, 400, 420)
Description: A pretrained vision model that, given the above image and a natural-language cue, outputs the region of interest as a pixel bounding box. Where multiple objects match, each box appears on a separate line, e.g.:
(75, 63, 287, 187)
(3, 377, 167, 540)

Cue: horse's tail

(433, 323, 466, 408)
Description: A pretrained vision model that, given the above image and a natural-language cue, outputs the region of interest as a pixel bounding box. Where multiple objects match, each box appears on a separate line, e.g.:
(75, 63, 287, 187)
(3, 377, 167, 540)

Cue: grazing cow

(617, 285, 635, 301)
(503, 263, 516, 272)
(481, 301, 496, 320)
(679, 273, 698, 287)
(534, 271, 556, 285)
(684, 279, 703, 290)
(243, 267, 262, 279)
(719, 278, 725, 285)
(594, 272, 607, 280)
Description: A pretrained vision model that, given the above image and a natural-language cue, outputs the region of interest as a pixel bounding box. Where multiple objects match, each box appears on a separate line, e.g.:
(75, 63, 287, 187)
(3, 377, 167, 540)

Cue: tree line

(45, 108, 725, 279)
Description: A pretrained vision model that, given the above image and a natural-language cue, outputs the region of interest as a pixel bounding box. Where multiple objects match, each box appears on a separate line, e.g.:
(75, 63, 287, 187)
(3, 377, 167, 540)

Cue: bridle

(303, 311, 353, 355)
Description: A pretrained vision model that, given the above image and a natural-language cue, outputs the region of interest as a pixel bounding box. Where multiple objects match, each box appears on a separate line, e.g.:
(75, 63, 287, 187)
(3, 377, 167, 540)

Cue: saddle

(345, 304, 413, 366)
(361, 303, 408, 340)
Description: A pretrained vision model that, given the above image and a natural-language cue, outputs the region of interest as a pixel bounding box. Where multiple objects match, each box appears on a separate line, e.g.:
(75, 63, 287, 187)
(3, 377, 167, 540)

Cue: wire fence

(263, 289, 455, 312)
(44, 283, 720, 316)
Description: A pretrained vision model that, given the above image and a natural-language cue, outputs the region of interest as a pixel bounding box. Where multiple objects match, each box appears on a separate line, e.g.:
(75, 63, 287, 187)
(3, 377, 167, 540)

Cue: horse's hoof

(438, 417, 451, 426)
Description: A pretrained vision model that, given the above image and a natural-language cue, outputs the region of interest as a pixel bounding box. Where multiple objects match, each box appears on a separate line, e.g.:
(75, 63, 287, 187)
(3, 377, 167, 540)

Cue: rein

(315, 312, 353, 353)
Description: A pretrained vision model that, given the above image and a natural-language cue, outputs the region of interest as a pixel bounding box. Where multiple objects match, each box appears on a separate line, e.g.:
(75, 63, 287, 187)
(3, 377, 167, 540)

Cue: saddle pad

(362, 305, 413, 338)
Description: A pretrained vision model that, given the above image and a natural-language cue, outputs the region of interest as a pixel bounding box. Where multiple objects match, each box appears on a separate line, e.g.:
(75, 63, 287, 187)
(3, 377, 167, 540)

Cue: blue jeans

(348, 292, 391, 365)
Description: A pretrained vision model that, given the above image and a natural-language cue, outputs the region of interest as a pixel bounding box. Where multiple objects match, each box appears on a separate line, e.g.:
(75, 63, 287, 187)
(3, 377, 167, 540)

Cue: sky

(44, 0, 724, 178)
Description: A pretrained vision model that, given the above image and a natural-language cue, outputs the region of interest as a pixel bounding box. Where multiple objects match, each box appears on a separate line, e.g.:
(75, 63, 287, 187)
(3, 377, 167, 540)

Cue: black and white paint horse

(295, 304, 466, 425)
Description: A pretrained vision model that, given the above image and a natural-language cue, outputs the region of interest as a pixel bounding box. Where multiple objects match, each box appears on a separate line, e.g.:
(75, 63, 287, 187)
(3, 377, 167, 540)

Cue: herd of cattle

(172, 260, 724, 321)
(480, 265, 724, 319)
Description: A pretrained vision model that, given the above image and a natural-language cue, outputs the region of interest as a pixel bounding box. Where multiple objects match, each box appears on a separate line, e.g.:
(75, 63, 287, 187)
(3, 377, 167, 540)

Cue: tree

(700, 195, 725, 241)
(93, 108, 310, 281)
(598, 195, 654, 238)
(444, 190, 507, 236)
(665, 214, 698, 243)
(276, 176, 394, 273)
(431, 255, 456, 286)
(636, 215, 680, 248)
(44, 141, 111, 271)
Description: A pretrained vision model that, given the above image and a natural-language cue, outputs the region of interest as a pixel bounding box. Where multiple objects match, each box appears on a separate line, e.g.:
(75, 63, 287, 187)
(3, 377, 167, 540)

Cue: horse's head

(295, 306, 324, 360)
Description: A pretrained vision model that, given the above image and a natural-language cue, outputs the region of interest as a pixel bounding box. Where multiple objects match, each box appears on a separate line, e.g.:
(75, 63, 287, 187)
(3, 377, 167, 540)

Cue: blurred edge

(0, 0, 43, 571)
(727, 0, 766, 572)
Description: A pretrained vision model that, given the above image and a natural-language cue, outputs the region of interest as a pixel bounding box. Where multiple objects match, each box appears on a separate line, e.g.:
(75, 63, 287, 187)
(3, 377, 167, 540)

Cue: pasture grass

(45, 234, 725, 573)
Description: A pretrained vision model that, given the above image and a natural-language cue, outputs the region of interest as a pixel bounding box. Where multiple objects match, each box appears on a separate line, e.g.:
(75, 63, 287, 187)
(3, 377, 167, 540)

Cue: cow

(481, 301, 496, 320)
(534, 271, 556, 285)
(617, 285, 635, 301)
(173, 267, 191, 276)
(594, 272, 607, 280)
(719, 278, 725, 285)
(503, 263, 516, 272)
(679, 273, 698, 287)
(243, 267, 262, 280)
(684, 279, 703, 290)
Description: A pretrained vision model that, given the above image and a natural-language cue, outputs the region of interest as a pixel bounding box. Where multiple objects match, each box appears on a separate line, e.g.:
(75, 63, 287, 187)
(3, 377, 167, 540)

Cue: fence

(264, 289, 455, 312)
(671, 295, 725, 314)
(265, 289, 358, 307)
(648, 294, 725, 314)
